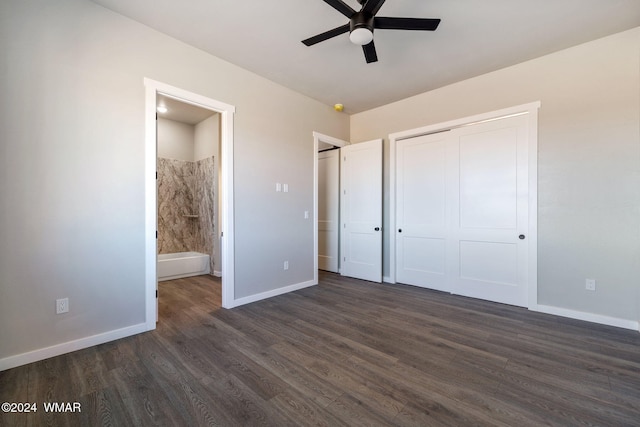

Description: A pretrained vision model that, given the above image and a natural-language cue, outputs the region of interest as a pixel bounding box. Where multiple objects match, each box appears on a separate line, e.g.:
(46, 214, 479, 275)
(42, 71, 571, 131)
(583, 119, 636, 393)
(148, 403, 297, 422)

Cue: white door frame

(144, 78, 236, 330)
(389, 102, 540, 309)
(313, 132, 348, 283)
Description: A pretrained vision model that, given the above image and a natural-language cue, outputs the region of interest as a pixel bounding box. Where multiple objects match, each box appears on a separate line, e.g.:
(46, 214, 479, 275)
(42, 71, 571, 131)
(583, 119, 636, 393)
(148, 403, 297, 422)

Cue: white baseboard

(383, 275, 393, 284)
(231, 279, 316, 308)
(533, 304, 639, 331)
(0, 323, 149, 371)
(213, 270, 222, 278)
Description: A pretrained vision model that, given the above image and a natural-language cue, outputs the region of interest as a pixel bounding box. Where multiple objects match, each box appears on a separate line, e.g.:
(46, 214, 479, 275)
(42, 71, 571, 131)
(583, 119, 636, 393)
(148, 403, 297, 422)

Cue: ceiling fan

(302, 0, 441, 63)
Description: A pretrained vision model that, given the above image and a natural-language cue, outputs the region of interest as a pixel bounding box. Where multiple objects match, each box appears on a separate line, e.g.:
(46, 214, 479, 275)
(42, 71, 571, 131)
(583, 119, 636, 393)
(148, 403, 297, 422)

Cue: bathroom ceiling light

(157, 105, 168, 113)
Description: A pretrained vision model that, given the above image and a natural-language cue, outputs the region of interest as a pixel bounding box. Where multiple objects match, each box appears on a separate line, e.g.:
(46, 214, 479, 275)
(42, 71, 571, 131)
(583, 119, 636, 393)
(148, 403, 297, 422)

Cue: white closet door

(395, 114, 530, 307)
(318, 149, 340, 272)
(396, 132, 452, 292)
(341, 139, 383, 282)
(450, 115, 529, 306)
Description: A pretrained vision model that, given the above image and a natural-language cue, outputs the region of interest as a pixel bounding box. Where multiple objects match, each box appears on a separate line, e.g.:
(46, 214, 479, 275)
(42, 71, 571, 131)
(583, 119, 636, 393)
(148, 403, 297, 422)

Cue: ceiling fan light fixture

(349, 27, 373, 45)
(302, 0, 441, 63)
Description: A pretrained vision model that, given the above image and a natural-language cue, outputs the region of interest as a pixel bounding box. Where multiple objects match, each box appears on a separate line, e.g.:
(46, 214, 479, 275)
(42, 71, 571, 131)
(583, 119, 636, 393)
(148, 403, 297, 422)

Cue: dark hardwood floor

(2, 271, 640, 426)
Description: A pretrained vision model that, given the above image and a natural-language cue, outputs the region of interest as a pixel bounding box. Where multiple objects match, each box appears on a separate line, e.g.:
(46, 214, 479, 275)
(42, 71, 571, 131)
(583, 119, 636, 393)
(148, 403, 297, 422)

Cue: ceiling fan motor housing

(350, 12, 374, 34)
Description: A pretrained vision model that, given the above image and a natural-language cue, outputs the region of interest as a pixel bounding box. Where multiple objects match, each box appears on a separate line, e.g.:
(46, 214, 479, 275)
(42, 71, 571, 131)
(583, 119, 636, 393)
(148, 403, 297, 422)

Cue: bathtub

(158, 252, 211, 281)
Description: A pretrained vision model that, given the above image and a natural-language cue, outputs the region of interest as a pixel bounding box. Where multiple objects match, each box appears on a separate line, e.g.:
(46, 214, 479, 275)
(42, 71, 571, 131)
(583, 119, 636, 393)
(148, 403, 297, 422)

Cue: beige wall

(351, 28, 640, 322)
(0, 0, 348, 365)
(157, 117, 195, 161)
(157, 113, 218, 162)
(194, 114, 219, 162)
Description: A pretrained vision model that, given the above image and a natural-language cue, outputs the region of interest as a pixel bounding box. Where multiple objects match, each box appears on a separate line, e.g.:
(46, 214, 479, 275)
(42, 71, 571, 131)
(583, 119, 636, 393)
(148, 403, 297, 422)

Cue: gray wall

(351, 28, 640, 322)
(0, 0, 348, 363)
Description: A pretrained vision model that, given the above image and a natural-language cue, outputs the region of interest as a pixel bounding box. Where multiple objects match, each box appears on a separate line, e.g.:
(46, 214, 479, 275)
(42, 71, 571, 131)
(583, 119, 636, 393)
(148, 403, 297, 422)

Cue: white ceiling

(157, 94, 217, 125)
(91, 0, 640, 113)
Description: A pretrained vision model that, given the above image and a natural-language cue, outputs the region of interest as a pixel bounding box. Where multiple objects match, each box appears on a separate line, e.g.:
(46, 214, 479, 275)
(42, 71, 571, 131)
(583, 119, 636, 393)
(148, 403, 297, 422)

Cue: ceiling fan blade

(375, 17, 441, 31)
(322, 0, 356, 18)
(302, 24, 350, 46)
(362, 41, 378, 63)
(362, 0, 387, 16)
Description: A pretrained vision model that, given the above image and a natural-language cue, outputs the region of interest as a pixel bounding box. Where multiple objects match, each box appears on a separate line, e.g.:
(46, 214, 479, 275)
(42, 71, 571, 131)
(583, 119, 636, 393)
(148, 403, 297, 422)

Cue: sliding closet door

(395, 114, 530, 307)
(396, 132, 452, 292)
(450, 115, 529, 306)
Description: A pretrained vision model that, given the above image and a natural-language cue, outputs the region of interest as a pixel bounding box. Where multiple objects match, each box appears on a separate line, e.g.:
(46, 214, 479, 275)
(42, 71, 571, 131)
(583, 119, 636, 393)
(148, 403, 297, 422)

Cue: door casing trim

(144, 78, 237, 330)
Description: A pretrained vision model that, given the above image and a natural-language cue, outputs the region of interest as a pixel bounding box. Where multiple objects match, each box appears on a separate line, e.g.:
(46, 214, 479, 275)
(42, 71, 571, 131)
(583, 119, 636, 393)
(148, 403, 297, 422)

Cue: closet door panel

(451, 115, 529, 307)
(396, 133, 450, 292)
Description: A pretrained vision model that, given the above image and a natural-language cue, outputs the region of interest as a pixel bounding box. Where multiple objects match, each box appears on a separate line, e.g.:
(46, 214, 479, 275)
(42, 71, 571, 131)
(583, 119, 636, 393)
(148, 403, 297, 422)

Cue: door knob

(374, 227, 380, 231)
(519, 234, 525, 240)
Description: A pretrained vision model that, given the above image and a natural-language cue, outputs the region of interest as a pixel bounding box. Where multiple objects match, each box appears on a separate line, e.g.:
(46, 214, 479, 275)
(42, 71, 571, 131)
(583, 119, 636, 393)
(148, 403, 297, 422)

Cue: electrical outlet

(585, 279, 596, 291)
(284, 261, 289, 270)
(56, 298, 69, 314)
(304, 211, 309, 219)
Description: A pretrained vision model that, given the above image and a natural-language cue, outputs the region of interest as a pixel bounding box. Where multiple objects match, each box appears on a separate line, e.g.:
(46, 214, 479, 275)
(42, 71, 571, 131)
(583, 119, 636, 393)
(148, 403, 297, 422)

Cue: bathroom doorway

(156, 95, 221, 281)
(144, 79, 236, 329)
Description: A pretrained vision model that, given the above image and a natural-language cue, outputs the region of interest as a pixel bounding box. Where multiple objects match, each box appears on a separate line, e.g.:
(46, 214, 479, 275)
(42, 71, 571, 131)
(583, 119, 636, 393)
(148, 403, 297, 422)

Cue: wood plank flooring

(2, 271, 640, 426)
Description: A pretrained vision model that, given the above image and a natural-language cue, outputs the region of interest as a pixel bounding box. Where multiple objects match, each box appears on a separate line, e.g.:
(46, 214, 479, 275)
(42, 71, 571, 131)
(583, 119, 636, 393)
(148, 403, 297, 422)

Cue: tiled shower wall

(158, 158, 195, 253)
(158, 156, 216, 274)
(194, 157, 215, 274)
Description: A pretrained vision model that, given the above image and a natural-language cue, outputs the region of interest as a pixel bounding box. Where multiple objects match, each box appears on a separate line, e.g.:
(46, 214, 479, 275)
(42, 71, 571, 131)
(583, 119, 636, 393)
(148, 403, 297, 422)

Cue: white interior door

(396, 132, 452, 292)
(395, 114, 530, 307)
(318, 149, 340, 272)
(450, 115, 529, 306)
(341, 139, 383, 282)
